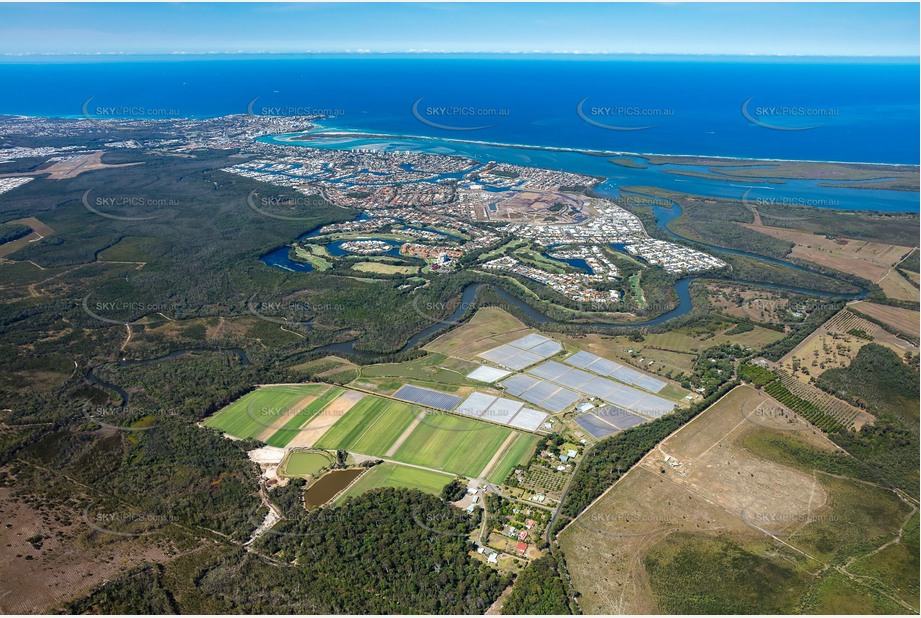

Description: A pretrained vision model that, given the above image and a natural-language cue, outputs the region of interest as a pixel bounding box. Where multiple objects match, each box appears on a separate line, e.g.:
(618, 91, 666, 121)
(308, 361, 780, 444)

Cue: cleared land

(203, 384, 330, 441)
(264, 387, 345, 447)
(0, 217, 54, 259)
(779, 309, 917, 382)
(850, 301, 920, 340)
(39, 151, 142, 180)
(357, 352, 479, 389)
(312, 391, 533, 480)
(284, 389, 366, 449)
(424, 306, 533, 359)
(334, 462, 452, 504)
(877, 269, 920, 302)
(484, 433, 539, 484)
(559, 385, 916, 614)
(351, 261, 418, 275)
(705, 284, 791, 324)
(314, 396, 419, 456)
(745, 224, 913, 286)
(393, 414, 517, 478)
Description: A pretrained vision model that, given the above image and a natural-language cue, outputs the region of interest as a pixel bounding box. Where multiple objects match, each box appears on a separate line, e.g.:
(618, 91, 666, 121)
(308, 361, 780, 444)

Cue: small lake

(304, 469, 365, 509)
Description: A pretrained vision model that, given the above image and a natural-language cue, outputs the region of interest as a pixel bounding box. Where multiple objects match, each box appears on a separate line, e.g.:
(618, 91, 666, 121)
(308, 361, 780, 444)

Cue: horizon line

(1, 51, 918, 60)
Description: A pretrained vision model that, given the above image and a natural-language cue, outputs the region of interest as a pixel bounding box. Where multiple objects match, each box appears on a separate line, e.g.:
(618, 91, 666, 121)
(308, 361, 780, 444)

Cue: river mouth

(304, 469, 365, 509)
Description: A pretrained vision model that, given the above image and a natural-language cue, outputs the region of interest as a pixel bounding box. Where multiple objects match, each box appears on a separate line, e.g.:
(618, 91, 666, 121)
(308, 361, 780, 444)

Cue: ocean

(1, 55, 918, 165)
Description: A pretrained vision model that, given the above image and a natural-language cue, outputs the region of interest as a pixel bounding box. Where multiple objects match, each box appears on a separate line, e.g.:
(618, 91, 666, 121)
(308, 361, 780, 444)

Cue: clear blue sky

(1, 3, 917, 57)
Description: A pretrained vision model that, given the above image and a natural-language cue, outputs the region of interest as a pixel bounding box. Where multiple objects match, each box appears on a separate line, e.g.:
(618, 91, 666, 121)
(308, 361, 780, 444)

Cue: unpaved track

(385, 410, 426, 457)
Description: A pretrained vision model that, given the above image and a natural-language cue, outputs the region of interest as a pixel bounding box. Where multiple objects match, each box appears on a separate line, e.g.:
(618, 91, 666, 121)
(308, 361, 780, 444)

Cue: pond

(304, 469, 365, 509)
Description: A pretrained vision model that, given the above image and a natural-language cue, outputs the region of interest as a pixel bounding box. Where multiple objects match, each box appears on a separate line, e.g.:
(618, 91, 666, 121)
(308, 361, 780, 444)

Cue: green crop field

(334, 463, 453, 504)
(393, 414, 514, 477)
(281, 451, 333, 477)
(314, 395, 419, 456)
(204, 384, 329, 440)
(314, 393, 533, 479)
(265, 387, 345, 447)
(486, 433, 540, 484)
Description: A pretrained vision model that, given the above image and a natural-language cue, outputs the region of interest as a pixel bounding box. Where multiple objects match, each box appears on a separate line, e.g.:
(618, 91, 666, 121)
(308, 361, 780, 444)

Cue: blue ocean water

(0, 55, 918, 164)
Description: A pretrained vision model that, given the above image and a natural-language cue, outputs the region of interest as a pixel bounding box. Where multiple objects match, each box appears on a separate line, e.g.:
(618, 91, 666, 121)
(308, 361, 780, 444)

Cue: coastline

(283, 123, 921, 169)
(0, 112, 917, 169)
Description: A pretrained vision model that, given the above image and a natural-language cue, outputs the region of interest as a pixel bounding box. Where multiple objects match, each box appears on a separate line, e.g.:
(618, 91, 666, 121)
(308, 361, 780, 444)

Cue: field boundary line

(354, 454, 455, 478)
(558, 384, 745, 538)
(477, 432, 517, 480)
(255, 392, 320, 443)
(385, 410, 426, 457)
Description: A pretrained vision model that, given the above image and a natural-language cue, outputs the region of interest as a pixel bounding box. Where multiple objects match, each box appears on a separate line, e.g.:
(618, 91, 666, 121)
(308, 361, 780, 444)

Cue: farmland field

(334, 463, 453, 504)
(424, 306, 533, 358)
(314, 395, 419, 456)
(485, 433, 540, 484)
(265, 387, 346, 447)
(559, 385, 917, 613)
(393, 414, 514, 477)
(779, 309, 917, 383)
(358, 352, 479, 387)
(351, 261, 418, 275)
(315, 392, 535, 479)
(850, 301, 920, 340)
(203, 384, 330, 440)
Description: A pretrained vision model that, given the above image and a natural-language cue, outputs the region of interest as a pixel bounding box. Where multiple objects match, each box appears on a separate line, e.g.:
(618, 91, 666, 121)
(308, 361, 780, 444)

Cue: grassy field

(314, 395, 419, 456)
(358, 352, 479, 387)
(334, 463, 453, 504)
(424, 306, 532, 358)
(280, 451, 333, 477)
(204, 384, 329, 440)
(743, 223, 913, 286)
(351, 261, 418, 275)
(645, 532, 808, 613)
(486, 433, 540, 484)
(559, 384, 918, 613)
(293, 244, 333, 270)
(312, 392, 529, 479)
(265, 387, 345, 447)
(847, 513, 919, 610)
(393, 414, 514, 478)
(779, 310, 914, 384)
(850, 301, 920, 340)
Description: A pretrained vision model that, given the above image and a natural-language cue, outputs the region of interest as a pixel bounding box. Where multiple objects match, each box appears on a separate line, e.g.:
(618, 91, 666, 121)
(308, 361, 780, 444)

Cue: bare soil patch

(560, 385, 839, 614)
(285, 389, 365, 448)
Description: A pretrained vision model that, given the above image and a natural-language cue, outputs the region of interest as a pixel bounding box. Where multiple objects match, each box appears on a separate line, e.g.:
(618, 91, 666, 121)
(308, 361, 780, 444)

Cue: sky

(0, 2, 918, 57)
